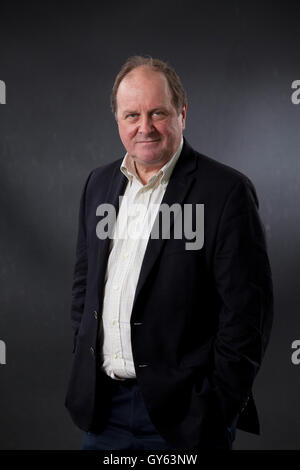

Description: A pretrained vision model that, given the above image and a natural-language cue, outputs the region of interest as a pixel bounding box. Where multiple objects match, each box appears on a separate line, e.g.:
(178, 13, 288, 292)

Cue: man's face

(115, 66, 187, 168)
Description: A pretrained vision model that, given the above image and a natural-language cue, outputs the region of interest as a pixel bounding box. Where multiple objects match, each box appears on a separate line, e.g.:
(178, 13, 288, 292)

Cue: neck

(134, 161, 162, 185)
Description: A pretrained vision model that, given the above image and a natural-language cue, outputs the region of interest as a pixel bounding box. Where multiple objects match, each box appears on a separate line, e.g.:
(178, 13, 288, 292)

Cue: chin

(137, 151, 163, 163)
(136, 147, 167, 162)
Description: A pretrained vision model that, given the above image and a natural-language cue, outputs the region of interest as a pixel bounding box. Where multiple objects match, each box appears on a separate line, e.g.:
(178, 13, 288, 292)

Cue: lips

(137, 140, 160, 143)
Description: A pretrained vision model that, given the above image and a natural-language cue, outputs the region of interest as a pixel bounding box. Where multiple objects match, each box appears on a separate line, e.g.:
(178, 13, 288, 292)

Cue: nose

(138, 114, 154, 135)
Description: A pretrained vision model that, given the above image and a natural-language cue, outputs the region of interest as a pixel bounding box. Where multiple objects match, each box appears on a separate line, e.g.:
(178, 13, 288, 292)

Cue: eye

(126, 113, 138, 119)
(153, 111, 166, 118)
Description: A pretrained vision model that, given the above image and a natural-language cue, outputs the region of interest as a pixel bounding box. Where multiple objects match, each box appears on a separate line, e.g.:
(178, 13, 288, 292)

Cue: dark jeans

(81, 378, 237, 451)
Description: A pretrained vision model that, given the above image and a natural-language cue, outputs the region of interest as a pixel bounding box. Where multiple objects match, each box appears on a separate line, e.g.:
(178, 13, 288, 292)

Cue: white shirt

(99, 137, 184, 380)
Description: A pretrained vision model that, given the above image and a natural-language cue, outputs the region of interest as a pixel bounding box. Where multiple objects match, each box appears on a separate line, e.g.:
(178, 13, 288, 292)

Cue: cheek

(157, 118, 181, 138)
(119, 125, 135, 144)
(156, 122, 172, 137)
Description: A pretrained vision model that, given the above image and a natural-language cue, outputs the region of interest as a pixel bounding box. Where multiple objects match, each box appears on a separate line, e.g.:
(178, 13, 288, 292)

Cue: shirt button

(112, 320, 116, 326)
(114, 353, 118, 359)
(113, 285, 119, 290)
(123, 252, 129, 258)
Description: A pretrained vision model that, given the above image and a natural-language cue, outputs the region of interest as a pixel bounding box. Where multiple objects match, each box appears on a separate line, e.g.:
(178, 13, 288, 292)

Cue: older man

(64, 56, 273, 450)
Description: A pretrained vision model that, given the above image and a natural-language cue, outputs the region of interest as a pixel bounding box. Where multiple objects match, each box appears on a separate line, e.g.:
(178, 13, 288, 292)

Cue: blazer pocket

(162, 237, 203, 257)
(163, 247, 199, 258)
(179, 338, 214, 368)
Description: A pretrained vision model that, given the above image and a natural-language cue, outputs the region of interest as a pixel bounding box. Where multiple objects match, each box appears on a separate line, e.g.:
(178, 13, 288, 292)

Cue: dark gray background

(0, 0, 299, 450)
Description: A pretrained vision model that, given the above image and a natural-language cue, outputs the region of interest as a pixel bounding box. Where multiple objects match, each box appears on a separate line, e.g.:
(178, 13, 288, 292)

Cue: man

(64, 56, 273, 450)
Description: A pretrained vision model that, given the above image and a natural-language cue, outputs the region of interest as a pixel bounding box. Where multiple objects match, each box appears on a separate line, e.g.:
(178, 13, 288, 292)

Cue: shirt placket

(118, 178, 159, 374)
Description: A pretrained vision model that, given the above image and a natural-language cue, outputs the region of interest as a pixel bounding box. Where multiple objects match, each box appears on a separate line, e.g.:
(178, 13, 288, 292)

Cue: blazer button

(90, 347, 95, 357)
(93, 310, 98, 320)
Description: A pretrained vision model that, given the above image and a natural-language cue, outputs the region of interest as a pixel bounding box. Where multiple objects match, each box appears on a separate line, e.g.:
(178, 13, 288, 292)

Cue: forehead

(116, 67, 173, 109)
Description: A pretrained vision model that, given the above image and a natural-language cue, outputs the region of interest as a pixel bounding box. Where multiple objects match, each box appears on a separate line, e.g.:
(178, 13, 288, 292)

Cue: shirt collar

(120, 136, 184, 187)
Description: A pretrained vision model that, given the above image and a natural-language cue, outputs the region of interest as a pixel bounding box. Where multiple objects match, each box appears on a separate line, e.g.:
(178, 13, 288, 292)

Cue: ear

(180, 103, 187, 130)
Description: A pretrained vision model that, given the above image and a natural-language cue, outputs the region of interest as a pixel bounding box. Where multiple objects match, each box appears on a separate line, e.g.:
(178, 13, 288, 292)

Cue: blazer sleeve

(69, 170, 94, 353)
(209, 176, 274, 430)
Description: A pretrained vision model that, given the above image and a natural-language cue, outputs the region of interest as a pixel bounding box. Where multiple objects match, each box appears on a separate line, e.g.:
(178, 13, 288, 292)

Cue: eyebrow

(122, 110, 137, 117)
(122, 107, 167, 117)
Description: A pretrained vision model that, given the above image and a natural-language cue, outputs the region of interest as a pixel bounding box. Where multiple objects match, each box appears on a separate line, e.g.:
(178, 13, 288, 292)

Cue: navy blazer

(64, 138, 273, 449)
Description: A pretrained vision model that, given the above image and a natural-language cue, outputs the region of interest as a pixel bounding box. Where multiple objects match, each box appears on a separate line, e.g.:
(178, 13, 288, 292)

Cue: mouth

(136, 140, 160, 144)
